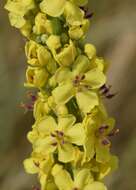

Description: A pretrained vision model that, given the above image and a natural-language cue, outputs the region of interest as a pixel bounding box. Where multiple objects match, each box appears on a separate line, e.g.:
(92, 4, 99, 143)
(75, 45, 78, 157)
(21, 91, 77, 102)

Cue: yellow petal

(58, 143, 75, 163)
(52, 82, 75, 105)
(58, 115, 76, 131)
(55, 40, 77, 66)
(72, 55, 90, 76)
(34, 136, 57, 154)
(40, 0, 66, 17)
(52, 164, 73, 190)
(96, 139, 111, 163)
(66, 123, 85, 145)
(74, 169, 93, 189)
(64, 1, 84, 26)
(8, 12, 26, 28)
(84, 182, 107, 190)
(27, 130, 39, 144)
(23, 158, 39, 174)
(55, 67, 73, 83)
(76, 91, 99, 114)
(84, 68, 106, 89)
(37, 116, 57, 135)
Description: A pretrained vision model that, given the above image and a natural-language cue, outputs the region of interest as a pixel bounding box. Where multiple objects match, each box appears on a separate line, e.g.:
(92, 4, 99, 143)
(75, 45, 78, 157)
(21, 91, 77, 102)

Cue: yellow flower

(64, 1, 84, 26)
(25, 66, 49, 88)
(25, 40, 56, 71)
(52, 55, 106, 114)
(47, 40, 77, 66)
(33, 93, 68, 120)
(68, 19, 90, 40)
(52, 164, 107, 190)
(33, 114, 85, 163)
(83, 108, 115, 163)
(24, 152, 54, 190)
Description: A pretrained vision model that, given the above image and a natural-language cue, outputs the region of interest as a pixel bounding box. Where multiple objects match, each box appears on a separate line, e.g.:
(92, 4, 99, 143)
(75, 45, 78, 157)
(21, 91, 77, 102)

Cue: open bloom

(83, 107, 115, 163)
(24, 152, 54, 190)
(52, 164, 107, 190)
(33, 115, 85, 163)
(89, 155, 118, 180)
(52, 55, 106, 114)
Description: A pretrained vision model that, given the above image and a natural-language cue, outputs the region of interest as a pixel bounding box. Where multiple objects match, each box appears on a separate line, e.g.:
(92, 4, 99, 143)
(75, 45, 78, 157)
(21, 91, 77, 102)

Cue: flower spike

(5, 0, 118, 189)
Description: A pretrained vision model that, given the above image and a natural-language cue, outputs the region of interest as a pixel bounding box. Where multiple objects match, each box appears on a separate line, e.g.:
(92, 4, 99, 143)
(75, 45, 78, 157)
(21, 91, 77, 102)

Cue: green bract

(5, 0, 118, 190)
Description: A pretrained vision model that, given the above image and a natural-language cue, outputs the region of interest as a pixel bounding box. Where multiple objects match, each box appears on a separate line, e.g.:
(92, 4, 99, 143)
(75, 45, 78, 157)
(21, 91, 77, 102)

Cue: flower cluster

(5, 0, 118, 190)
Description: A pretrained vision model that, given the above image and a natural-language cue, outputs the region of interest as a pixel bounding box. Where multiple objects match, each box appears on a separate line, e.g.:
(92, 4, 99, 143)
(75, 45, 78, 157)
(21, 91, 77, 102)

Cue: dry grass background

(0, 0, 136, 189)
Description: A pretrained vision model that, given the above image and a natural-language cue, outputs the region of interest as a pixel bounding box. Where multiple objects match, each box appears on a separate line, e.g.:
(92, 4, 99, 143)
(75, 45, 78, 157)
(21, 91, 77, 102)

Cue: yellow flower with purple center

(32, 114, 85, 163)
(83, 108, 116, 163)
(52, 55, 106, 114)
(24, 152, 54, 190)
(52, 164, 107, 190)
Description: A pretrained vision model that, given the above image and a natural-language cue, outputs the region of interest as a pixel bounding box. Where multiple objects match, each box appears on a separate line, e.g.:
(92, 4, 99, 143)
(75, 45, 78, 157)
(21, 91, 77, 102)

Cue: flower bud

(84, 43, 96, 60)
(25, 41, 54, 67)
(25, 66, 49, 88)
(55, 40, 77, 66)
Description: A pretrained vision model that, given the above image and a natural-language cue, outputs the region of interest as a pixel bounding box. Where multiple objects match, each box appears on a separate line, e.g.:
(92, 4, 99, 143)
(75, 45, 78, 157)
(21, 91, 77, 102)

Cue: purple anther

(59, 131, 64, 136)
(102, 138, 110, 146)
(108, 129, 119, 137)
(99, 125, 109, 134)
(61, 139, 65, 145)
(106, 93, 117, 99)
(85, 12, 94, 19)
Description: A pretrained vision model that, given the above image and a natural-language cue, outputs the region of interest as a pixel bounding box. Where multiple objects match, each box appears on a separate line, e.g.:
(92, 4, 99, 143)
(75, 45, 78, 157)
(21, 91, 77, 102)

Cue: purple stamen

(99, 125, 109, 133)
(100, 84, 117, 99)
(85, 12, 94, 19)
(20, 102, 34, 112)
(108, 128, 119, 137)
(102, 138, 110, 146)
(80, 7, 94, 19)
(106, 93, 117, 99)
(27, 92, 37, 102)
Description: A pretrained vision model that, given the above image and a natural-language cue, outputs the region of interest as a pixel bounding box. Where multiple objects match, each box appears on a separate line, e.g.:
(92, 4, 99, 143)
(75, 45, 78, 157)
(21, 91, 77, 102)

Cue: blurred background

(0, 0, 136, 189)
